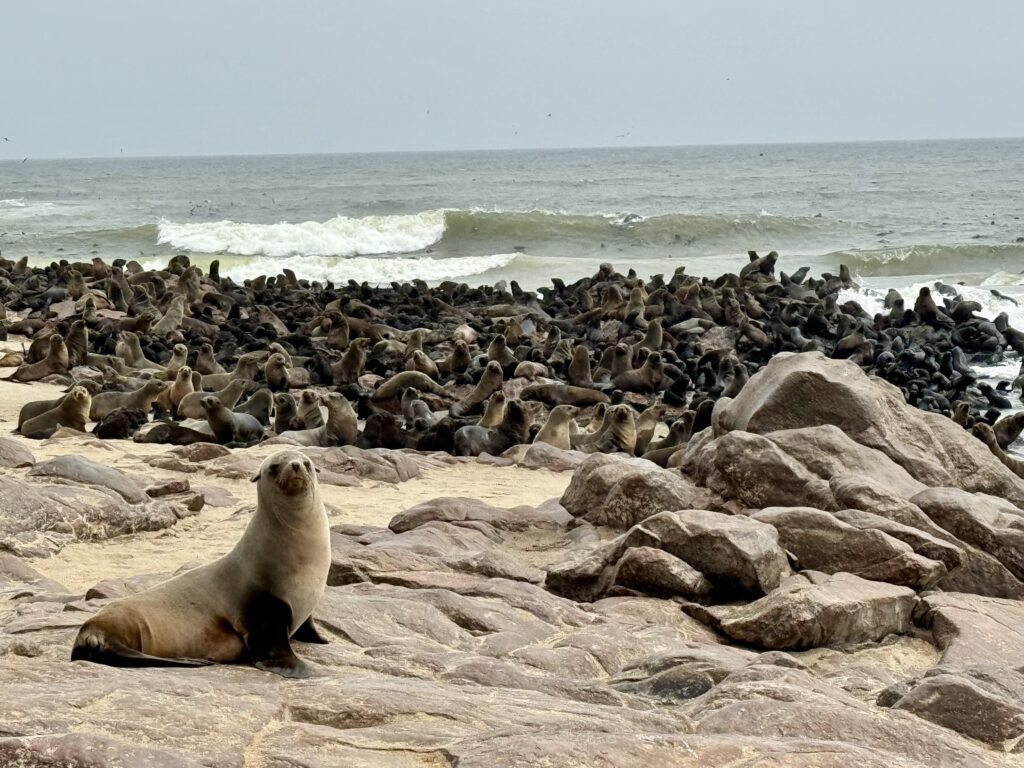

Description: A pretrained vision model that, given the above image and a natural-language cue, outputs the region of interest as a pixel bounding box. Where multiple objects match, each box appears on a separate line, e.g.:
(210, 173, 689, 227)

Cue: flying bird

(1, 137, 9, 142)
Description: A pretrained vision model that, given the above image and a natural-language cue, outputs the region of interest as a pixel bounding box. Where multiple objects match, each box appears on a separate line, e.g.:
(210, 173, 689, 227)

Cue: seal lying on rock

(71, 449, 331, 677)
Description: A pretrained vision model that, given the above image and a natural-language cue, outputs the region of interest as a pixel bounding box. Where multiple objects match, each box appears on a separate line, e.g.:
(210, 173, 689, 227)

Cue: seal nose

(291, 461, 300, 472)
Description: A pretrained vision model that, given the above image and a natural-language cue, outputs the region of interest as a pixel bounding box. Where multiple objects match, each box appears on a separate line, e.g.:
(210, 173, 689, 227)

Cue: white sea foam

(0, 198, 26, 208)
(157, 210, 448, 258)
(219, 252, 519, 285)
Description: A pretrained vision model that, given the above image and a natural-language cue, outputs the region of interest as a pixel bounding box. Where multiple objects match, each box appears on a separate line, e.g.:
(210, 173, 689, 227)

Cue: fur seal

(974, 423, 1024, 477)
(93, 408, 149, 440)
(195, 343, 226, 375)
(90, 379, 166, 422)
(18, 392, 68, 431)
(273, 392, 303, 433)
(265, 353, 292, 393)
(297, 390, 324, 428)
(993, 412, 1024, 450)
(612, 352, 664, 393)
(533, 404, 579, 450)
(477, 391, 507, 428)
(8, 334, 69, 382)
(201, 353, 262, 392)
(236, 388, 274, 427)
(521, 383, 611, 407)
(372, 370, 447, 404)
(155, 366, 195, 413)
(277, 393, 358, 447)
(71, 449, 331, 677)
(177, 378, 248, 420)
(576, 404, 637, 455)
(202, 395, 265, 446)
(407, 350, 440, 379)
(453, 399, 530, 457)
(20, 385, 91, 439)
(449, 361, 503, 418)
(332, 338, 369, 384)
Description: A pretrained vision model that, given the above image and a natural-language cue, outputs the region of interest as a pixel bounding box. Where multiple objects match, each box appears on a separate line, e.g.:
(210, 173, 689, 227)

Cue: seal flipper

(292, 615, 329, 644)
(71, 638, 213, 668)
(242, 591, 312, 678)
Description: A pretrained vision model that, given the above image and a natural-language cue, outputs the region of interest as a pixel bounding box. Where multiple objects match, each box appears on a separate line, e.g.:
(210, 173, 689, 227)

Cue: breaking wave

(828, 243, 1024, 277)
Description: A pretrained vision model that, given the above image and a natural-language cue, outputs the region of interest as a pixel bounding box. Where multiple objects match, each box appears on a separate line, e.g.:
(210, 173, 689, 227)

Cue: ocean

(2, 139, 1024, 315)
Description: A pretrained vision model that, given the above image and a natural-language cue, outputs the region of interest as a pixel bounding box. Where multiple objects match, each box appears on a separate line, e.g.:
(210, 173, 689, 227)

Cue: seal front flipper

(243, 591, 313, 678)
(292, 615, 329, 644)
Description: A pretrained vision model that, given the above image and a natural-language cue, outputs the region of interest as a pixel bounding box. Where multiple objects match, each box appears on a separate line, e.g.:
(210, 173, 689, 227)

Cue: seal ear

(250, 470, 261, 483)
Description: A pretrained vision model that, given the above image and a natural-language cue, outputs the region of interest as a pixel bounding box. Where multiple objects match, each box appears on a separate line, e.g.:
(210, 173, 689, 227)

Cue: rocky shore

(3, 251, 1024, 765)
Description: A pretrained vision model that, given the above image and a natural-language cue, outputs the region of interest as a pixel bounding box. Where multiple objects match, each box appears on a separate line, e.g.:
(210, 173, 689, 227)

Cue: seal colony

(2, 250, 1023, 470)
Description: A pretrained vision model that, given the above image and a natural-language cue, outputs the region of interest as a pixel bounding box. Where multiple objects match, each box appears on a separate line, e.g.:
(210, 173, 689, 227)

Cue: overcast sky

(2, 0, 1022, 159)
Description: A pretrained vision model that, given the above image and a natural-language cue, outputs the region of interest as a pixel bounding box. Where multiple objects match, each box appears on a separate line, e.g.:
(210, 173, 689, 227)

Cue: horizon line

(1, 134, 1023, 164)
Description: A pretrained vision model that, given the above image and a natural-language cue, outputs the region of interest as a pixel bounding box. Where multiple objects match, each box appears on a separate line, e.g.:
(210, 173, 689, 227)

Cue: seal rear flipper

(292, 615, 329, 644)
(71, 639, 214, 668)
(242, 591, 313, 678)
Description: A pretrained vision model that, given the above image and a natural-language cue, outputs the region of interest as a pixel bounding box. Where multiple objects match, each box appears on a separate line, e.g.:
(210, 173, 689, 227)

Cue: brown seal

(20, 385, 92, 439)
(200, 352, 262, 392)
(273, 392, 303, 433)
(202, 395, 265, 446)
(155, 366, 195, 413)
(277, 393, 358, 448)
(407, 350, 440, 379)
(71, 449, 331, 677)
(477, 391, 507, 428)
(18, 392, 68, 431)
(533, 404, 579, 450)
(90, 379, 166, 422)
(298, 390, 325, 428)
(265, 353, 291, 393)
(453, 399, 530, 457)
(9, 334, 69, 382)
(195, 343, 226, 375)
(176, 378, 248, 420)
(521, 383, 610, 407)
(332, 338, 369, 384)
(612, 351, 664, 394)
(576, 404, 637, 455)
(235, 387, 274, 427)
(449, 361, 504, 418)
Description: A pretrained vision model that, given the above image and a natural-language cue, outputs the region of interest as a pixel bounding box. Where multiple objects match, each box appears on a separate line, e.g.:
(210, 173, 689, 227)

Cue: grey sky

(2, 0, 1022, 159)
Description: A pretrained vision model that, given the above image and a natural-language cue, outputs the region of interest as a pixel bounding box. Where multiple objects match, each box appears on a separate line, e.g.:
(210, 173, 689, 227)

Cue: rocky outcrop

(560, 454, 720, 528)
(714, 351, 1024, 504)
(752, 506, 946, 588)
(690, 572, 916, 650)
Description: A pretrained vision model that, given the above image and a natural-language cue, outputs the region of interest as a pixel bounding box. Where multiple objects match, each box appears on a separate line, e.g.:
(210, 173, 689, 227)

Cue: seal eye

(270, 464, 280, 475)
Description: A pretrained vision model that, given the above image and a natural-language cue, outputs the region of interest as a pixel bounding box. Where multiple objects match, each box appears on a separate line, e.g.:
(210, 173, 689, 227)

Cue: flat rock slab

(916, 591, 1024, 669)
(0, 436, 35, 468)
(697, 571, 915, 650)
(28, 455, 147, 504)
(389, 496, 571, 533)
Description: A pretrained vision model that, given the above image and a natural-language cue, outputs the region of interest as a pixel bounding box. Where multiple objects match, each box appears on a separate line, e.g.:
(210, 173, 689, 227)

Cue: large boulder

(915, 591, 1024, 669)
(560, 454, 719, 528)
(886, 667, 1024, 750)
(912, 487, 1024, 582)
(752, 506, 946, 589)
(688, 425, 924, 510)
(601, 510, 790, 597)
(692, 571, 915, 650)
(714, 351, 1024, 504)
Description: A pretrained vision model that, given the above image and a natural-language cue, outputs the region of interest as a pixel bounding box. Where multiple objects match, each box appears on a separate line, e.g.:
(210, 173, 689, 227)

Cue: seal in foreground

(70, 449, 331, 678)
